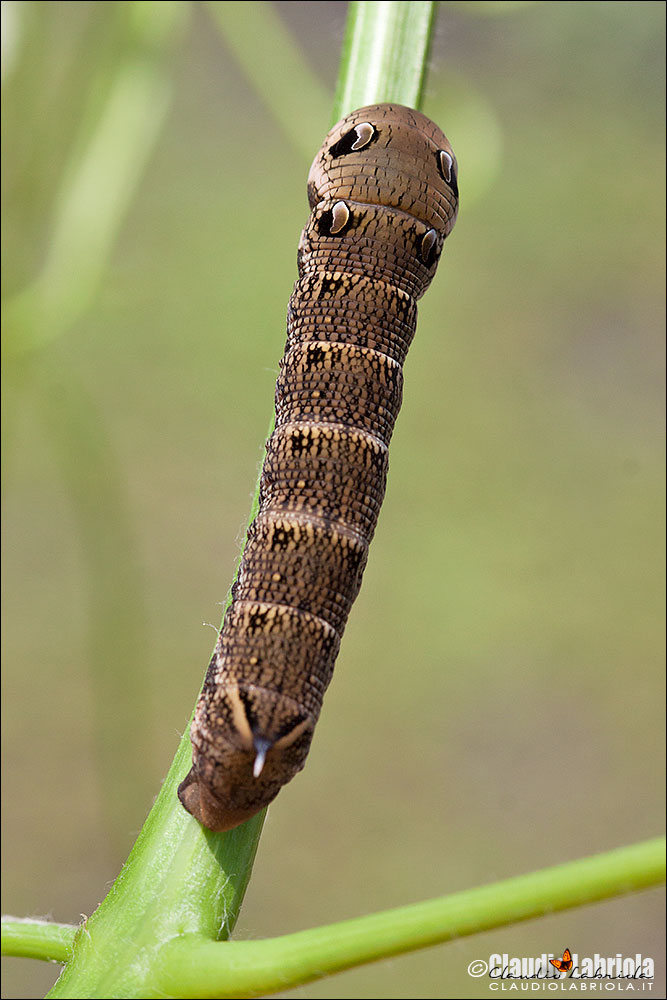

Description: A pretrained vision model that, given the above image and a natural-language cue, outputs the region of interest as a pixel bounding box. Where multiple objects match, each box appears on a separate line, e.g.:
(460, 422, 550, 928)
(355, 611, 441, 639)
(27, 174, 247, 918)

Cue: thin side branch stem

(154, 836, 666, 998)
(1, 920, 77, 964)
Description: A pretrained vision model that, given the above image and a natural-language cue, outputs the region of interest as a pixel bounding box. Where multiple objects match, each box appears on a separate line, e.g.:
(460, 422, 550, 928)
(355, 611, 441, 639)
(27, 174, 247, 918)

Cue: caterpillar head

(178, 683, 315, 832)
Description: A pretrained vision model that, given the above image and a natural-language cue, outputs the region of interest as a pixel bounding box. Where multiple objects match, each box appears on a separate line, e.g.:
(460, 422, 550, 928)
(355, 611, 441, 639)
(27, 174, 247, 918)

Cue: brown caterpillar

(179, 104, 458, 831)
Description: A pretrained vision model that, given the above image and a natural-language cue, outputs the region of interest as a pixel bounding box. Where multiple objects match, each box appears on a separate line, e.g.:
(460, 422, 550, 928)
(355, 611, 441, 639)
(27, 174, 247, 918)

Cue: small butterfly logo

(550, 948, 573, 973)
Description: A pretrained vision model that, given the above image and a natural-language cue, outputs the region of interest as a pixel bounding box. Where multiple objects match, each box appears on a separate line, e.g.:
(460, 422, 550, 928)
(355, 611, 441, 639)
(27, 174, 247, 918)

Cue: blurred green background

(1, 2, 664, 998)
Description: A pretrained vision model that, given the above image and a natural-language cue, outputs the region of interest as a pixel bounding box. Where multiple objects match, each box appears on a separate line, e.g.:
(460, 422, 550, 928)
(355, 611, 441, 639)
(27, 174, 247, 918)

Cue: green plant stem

(6, 838, 661, 995)
(153, 837, 665, 998)
(1, 921, 77, 964)
(333, 1, 436, 120)
(40, 742, 265, 998)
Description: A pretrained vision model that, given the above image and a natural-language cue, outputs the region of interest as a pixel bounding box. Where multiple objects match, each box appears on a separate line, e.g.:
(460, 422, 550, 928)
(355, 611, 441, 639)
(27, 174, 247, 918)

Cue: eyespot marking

(317, 200, 351, 236)
(420, 228, 438, 266)
(437, 149, 458, 197)
(328, 122, 377, 158)
(350, 122, 375, 150)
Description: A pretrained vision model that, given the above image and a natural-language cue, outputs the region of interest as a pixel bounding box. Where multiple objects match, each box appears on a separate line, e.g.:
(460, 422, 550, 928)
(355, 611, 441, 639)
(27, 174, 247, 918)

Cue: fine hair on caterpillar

(179, 103, 459, 832)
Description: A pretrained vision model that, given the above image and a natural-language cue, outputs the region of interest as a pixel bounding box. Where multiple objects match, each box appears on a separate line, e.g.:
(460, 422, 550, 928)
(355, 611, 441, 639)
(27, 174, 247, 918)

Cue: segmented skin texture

(179, 104, 459, 831)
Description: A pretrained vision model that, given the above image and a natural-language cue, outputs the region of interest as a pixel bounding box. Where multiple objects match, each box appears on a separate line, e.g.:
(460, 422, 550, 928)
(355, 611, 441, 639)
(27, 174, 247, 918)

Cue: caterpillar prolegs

(179, 104, 459, 831)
